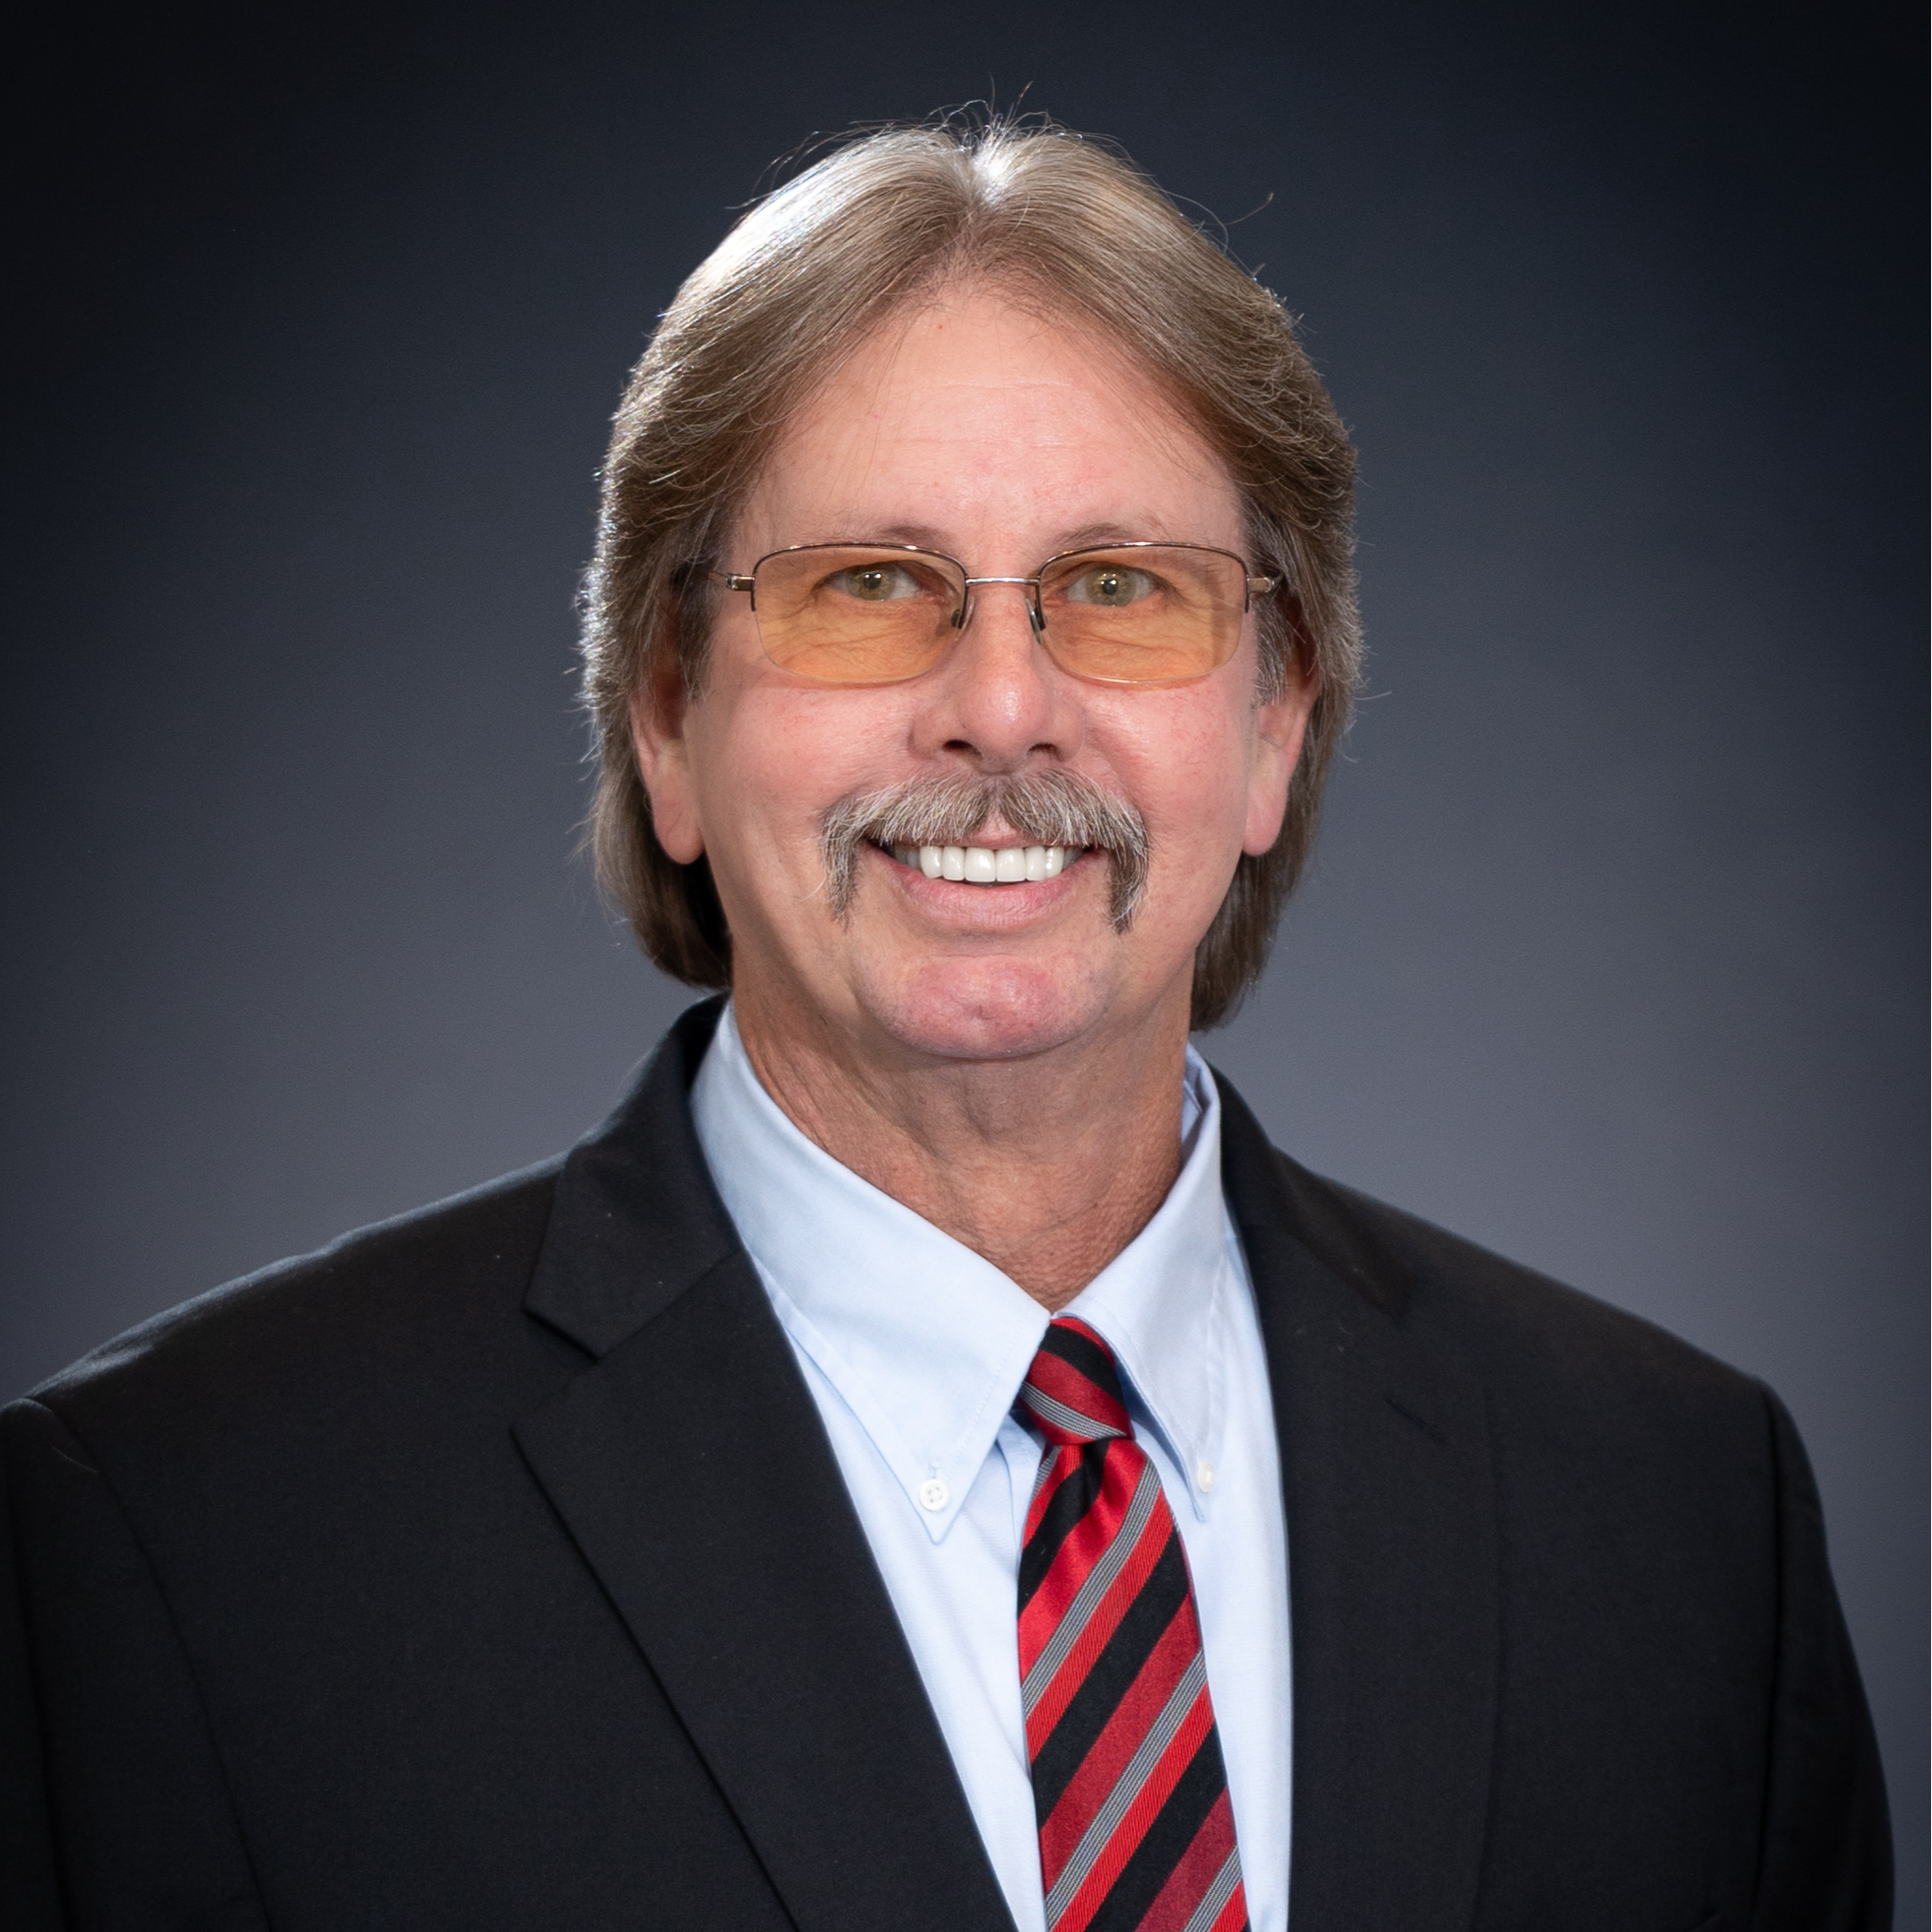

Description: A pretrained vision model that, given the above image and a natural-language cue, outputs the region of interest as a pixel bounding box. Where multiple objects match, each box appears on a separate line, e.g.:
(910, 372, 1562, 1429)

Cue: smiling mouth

(822, 770, 1147, 928)
(879, 841, 1078, 885)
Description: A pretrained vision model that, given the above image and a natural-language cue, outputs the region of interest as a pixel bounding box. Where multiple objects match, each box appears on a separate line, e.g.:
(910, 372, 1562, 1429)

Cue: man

(1, 118, 1888, 1930)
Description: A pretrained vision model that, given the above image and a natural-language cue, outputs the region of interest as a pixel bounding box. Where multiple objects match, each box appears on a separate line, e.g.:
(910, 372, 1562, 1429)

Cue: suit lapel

(513, 1004, 1495, 1931)
(516, 1001, 1015, 1932)
(1216, 1075, 1499, 1932)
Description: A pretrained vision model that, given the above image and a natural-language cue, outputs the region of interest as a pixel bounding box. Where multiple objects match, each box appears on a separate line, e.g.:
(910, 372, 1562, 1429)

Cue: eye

(1063, 563, 1160, 608)
(825, 561, 924, 602)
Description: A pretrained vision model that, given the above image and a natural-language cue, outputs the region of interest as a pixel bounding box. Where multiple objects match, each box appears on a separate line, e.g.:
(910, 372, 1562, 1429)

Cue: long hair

(580, 114, 1360, 1027)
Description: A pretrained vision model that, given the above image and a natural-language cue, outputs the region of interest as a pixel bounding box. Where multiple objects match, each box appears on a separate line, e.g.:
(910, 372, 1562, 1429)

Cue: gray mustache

(820, 770, 1151, 929)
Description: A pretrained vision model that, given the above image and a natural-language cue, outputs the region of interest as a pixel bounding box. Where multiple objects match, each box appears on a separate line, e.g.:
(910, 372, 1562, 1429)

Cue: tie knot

(1016, 1317, 1132, 1446)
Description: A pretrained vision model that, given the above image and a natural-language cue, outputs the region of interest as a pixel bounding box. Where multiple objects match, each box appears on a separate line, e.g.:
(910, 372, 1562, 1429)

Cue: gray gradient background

(6, 0, 1925, 1916)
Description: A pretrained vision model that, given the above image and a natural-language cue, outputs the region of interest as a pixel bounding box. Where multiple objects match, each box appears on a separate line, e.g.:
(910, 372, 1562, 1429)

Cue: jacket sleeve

(1750, 1388, 1891, 1931)
(1, 1396, 267, 1930)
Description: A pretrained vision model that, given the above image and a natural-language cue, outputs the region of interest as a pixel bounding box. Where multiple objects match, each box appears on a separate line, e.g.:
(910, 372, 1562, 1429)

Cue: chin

(854, 954, 1122, 1063)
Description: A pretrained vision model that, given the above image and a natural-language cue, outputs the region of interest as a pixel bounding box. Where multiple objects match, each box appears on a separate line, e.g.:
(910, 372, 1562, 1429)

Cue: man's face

(633, 285, 1315, 1068)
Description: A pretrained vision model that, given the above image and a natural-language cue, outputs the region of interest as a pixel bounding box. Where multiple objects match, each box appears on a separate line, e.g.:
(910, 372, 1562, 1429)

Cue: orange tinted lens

(751, 547, 962, 683)
(1038, 547, 1245, 683)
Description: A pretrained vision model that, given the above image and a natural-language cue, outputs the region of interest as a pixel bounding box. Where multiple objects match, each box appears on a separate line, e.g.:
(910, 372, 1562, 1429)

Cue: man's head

(581, 117, 1359, 1045)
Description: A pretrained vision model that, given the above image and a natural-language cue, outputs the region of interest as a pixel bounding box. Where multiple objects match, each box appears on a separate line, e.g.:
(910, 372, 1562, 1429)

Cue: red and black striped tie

(1016, 1316, 1249, 1932)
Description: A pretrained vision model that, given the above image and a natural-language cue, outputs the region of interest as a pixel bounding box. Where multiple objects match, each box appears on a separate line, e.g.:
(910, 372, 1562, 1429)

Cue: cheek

(686, 676, 913, 850)
(1105, 694, 1257, 865)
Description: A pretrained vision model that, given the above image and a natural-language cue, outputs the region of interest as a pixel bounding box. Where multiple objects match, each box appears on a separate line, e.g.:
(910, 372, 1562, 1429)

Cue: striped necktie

(1016, 1316, 1249, 1932)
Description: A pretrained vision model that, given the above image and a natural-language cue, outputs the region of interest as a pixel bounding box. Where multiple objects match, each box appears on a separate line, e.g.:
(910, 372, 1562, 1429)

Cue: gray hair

(819, 771, 1152, 929)
(580, 113, 1360, 1028)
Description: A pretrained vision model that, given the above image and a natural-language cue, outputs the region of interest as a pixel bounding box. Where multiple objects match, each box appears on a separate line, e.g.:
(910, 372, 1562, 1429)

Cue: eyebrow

(867, 522, 951, 549)
(808, 518, 1190, 556)
(1052, 520, 1172, 551)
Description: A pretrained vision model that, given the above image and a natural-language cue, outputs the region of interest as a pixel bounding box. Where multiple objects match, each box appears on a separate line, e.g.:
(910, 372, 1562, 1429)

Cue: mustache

(820, 770, 1151, 929)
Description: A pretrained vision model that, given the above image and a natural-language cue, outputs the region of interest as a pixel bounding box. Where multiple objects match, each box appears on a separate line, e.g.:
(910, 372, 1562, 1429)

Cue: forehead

(739, 284, 1245, 554)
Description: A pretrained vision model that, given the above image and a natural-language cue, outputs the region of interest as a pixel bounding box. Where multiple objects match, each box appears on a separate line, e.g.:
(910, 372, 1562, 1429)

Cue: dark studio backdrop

(6, 0, 1925, 1915)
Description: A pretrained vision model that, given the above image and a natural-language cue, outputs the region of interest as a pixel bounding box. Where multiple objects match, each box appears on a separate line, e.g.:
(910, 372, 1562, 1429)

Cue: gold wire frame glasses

(710, 542, 1279, 687)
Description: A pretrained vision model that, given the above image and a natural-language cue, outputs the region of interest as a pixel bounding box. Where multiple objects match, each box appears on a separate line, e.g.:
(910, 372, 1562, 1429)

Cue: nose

(914, 578, 1080, 771)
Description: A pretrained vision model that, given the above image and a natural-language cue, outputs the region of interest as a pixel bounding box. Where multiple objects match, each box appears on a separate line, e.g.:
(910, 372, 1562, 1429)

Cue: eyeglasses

(710, 542, 1278, 687)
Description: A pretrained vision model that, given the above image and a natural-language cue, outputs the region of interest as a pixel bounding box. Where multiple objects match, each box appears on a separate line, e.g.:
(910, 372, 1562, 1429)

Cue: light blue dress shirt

(692, 1004, 1291, 1932)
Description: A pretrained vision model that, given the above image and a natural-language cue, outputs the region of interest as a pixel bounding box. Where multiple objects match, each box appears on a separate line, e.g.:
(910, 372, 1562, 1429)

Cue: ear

(629, 642, 706, 865)
(1242, 649, 1319, 857)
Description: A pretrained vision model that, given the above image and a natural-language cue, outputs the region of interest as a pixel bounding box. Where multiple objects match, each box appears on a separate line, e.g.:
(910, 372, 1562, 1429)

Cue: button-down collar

(1060, 1068, 1230, 1520)
(692, 1003, 1233, 1539)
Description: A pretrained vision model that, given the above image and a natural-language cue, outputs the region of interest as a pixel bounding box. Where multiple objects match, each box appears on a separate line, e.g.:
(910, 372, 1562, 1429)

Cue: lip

(865, 840, 1097, 929)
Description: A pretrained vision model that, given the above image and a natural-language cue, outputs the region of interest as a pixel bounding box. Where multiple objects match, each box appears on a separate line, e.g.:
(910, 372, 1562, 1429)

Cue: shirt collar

(690, 1003, 1231, 1539)
(1062, 1064, 1229, 1516)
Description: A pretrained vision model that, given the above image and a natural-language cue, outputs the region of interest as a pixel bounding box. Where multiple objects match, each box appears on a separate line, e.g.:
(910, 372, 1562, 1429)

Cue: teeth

(897, 842, 1075, 886)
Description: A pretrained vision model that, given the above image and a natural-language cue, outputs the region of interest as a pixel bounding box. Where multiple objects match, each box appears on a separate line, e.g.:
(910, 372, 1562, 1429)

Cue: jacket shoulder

(1246, 1128, 1768, 1431)
(23, 1159, 567, 1451)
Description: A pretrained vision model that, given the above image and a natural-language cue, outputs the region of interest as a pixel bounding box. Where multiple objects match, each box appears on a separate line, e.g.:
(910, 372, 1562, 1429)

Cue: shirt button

(1195, 1460, 1216, 1492)
(918, 1478, 950, 1513)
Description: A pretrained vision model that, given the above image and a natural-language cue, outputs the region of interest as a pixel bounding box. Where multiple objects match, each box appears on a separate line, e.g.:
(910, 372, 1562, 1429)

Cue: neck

(730, 988, 1193, 1313)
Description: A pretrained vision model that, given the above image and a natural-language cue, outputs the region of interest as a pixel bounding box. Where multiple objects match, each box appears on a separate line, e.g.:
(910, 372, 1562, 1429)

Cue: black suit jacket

(2, 1000, 1889, 1929)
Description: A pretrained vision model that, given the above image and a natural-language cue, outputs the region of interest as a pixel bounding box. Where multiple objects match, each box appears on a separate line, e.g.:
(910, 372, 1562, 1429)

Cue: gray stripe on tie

(1042, 1650, 1207, 1926)
(1028, 1444, 1060, 1511)
(1019, 1385, 1118, 1441)
(1022, 1456, 1165, 1715)
(1179, 1844, 1243, 1932)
